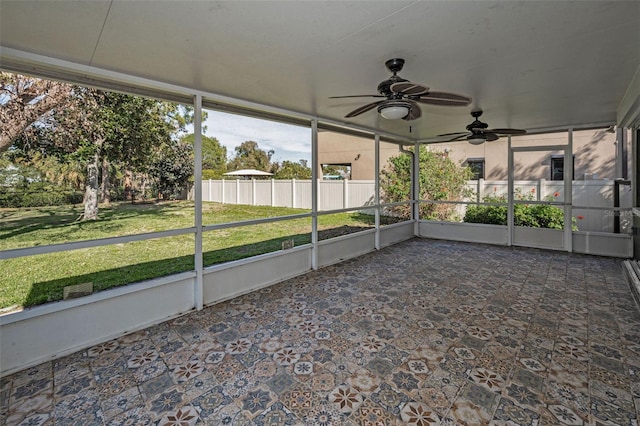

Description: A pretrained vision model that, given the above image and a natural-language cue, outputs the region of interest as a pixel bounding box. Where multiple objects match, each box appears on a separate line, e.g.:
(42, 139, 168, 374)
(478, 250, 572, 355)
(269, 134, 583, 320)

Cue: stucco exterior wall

(318, 129, 618, 181)
(317, 131, 406, 180)
(430, 129, 617, 180)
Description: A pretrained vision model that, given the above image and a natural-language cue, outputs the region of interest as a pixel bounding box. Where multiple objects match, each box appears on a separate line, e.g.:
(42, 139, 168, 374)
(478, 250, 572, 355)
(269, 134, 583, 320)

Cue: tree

(380, 148, 472, 220)
(149, 140, 194, 200)
(3, 73, 189, 218)
(0, 72, 74, 153)
(273, 160, 312, 179)
(227, 141, 273, 172)
(180, 134, 227, 178)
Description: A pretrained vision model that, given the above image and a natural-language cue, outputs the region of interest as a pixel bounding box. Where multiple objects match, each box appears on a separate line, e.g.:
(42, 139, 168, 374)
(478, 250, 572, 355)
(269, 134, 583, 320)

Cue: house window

(321, 164, 351, 180)
(550, 155, 574, 180)
(467, 159, 485, 180)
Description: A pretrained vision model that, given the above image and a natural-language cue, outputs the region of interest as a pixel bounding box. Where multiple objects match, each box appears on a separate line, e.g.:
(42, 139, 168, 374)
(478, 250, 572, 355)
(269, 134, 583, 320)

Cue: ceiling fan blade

(415, 91, 472, 106)
(437, 131, 469, 137)
(329, 95, 386, 99)
(402, 101, 422, 121)
(446, 134, 470, 142)
(390, 82, 429, 97)
(485, 133, 500, 142)
(487, 128, 527, 135)
(344, 100, 386, 118)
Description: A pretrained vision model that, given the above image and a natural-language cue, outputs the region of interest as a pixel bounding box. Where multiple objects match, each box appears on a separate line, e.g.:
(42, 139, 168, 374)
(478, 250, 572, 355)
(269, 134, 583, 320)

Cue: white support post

(252, 179, 256, 206)
(539, 179, 546, 201)
(374, 134, 380, 250)
(221, 179, 225, 204)
(633, 129, 637, 213)
(564, 130, 573, 252)
(343, 178, 349, 209)
(477, 178, 484, 203)
(271, 179, 275, 207)
(615, 126, 624, 178)
(236, 179, 240, 204)
(193, 94, 204, 311)
(413, 142, 420, 236)
(507, 137, 514, 246)
(292, 178, 296, 209)
(208, 179, 212, 202)
(537, 179, 542, 201)
(311, 120, 319, 270)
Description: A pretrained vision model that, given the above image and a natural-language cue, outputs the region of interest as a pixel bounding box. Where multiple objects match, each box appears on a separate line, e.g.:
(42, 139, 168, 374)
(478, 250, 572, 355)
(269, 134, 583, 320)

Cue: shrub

(464, 190, 577, 230)
(0, 182, 82, 208)
(380, 149, 473, 221)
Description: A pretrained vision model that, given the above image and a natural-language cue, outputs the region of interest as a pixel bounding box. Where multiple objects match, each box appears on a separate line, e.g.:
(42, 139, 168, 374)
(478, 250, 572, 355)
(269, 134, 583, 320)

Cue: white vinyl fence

(202, 179, 376, 211)
(464, 179, 632, 234)
(200, 179, 631, 233)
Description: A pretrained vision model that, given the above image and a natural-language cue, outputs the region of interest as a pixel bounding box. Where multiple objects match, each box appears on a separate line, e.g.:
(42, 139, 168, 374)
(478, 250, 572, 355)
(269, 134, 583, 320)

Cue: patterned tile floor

(2, 238, 640, 425)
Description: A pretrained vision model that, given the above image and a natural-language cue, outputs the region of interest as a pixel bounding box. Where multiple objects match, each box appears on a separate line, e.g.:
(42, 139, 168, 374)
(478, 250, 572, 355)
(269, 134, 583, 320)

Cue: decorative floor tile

(346, 368, 382, 395)
(11, 412, 52, 426)
(505, 383, 541, 408)
(547, 404, 583, 425)
(170, 359, 205, 383)
(327, 385, 364, 414)
(146, 388, 184, 418)
(4, 239, 640, 426)
(469, 367, 505, 393)
(281, 386, 315, 419)
(448, 398, 493, 425)
(590, 396, 639, 426)
(252, 401, 302, 426)
(239, 385, 277, 418)
(458, 382, 499, 413)
(127, 350, 159, 369)
(100, 385, 142, 420)
(491, 397, 540, 425)
(303, 398, 346, 426)
(511, 368, 545, 394)
(544, 380, 589, 417)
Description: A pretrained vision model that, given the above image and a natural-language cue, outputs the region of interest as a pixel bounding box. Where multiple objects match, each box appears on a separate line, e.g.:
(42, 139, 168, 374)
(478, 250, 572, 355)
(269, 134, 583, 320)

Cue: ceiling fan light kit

(330, 58, 472, 121)
(467, 135, 487, 145)
(379, 101, 410, 120)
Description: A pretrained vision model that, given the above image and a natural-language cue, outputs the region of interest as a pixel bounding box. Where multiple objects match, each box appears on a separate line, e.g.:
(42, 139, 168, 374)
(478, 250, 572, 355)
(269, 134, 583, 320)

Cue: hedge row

(0, 189, 83, 208)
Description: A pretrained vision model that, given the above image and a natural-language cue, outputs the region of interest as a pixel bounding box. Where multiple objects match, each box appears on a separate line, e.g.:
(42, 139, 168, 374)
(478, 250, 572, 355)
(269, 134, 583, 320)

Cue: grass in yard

(0, 201, 390, 310)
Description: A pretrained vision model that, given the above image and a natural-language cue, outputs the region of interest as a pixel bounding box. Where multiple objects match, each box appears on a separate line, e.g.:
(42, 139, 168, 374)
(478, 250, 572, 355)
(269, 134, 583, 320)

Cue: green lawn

(0, 201, 386, 310)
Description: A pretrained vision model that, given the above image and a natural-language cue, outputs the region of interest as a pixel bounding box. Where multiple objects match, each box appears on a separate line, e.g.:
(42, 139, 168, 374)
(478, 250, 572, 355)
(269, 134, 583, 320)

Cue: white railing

(201, 178, 632, 233)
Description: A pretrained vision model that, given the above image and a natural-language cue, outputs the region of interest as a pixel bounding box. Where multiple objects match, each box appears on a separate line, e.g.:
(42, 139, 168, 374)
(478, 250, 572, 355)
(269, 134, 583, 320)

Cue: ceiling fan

(438, 109, 527, 144)
(330, 58, 472, 121)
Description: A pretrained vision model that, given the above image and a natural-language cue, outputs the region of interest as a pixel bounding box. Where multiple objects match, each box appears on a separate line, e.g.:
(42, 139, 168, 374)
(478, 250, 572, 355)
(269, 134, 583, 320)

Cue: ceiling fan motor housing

(377, 76, 408, 96)
(385, 58, 405, 73)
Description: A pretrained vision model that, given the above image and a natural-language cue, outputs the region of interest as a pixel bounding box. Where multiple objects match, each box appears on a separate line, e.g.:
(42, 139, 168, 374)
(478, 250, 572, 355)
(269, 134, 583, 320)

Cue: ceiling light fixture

(378, 101, 410, 120)
(467, 135, 486, 145)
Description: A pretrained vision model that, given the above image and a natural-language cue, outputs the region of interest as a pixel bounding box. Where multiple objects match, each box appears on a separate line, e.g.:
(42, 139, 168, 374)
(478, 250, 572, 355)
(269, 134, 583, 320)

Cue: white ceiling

(1, 1, 639, 140)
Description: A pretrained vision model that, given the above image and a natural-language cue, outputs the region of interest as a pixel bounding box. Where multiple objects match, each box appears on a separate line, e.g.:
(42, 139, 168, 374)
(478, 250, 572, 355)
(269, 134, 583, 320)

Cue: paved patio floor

(2, 238, 640, 425)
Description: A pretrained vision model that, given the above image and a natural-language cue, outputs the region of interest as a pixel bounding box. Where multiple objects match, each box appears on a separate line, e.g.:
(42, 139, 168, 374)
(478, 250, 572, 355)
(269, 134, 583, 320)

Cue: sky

(196, 110, 312, 164)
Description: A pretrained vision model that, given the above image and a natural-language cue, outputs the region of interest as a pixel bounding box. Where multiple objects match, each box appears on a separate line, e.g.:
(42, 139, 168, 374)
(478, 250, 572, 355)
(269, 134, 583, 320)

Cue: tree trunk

(0, 78, 73, 153)
(100, 157, 111, 205)
(124, 169, 133, 202)
(83, 152, 100, 220)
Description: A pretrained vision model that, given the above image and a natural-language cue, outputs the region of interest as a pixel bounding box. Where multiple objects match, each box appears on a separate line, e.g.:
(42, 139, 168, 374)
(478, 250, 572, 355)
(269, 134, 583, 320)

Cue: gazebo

(223, 169, 274, 179)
